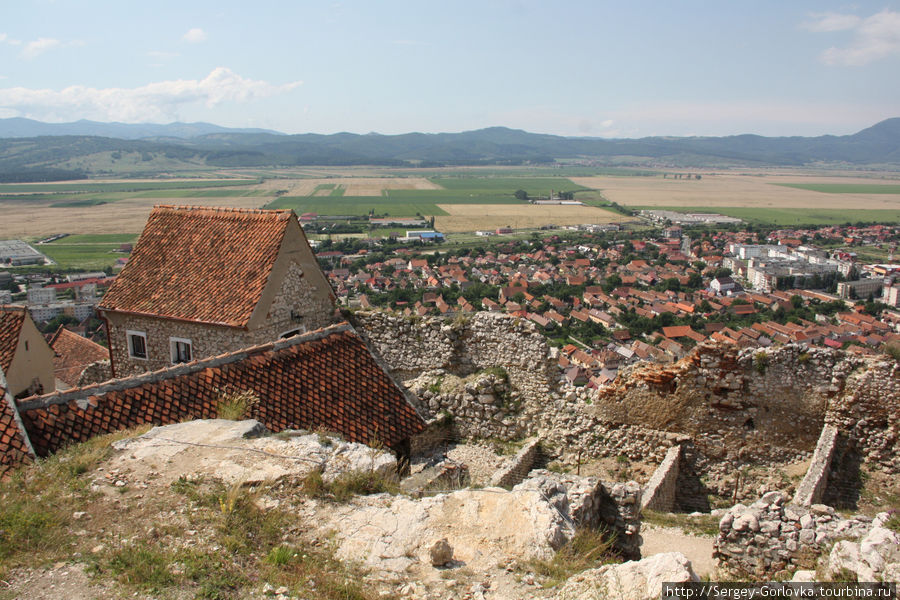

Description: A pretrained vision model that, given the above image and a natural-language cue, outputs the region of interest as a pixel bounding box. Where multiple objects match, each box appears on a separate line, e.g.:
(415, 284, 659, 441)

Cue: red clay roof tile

(98, 205, 293, 327)
(17, 323, 424, 456)
(0, 306, 27, 373)
(50, 327, 110, 387)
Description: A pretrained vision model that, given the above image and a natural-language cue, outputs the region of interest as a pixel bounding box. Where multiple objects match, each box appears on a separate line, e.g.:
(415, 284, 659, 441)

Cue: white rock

(555, 552, 699, 600)
(791, 570, 816, 582)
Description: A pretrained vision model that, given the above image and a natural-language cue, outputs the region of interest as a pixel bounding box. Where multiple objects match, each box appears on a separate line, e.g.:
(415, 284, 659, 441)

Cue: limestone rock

(555, 552, 699, 600)
(108, 419, 396, 485)
(327, 486, 575, 572)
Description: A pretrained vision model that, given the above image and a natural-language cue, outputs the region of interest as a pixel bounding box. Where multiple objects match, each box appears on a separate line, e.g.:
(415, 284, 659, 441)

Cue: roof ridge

(153, 204, 293, 219)
(19, 321, 353, 411)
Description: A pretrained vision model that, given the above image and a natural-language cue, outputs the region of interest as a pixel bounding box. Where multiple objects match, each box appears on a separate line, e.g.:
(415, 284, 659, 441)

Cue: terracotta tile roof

(0, 306, 27, 373)
(0, 369, 34, 479)
(98, 205, 294, 327)
(50, 327, 110, 388)
(17, 323, 425, 458)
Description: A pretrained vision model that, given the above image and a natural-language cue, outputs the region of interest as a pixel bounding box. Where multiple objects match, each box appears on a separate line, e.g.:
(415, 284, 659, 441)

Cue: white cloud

(0, 34, 6, 43)
(806, 9, 900, 66)
(0, 67, 302, 123)
(22, 37, 61, 59)
(802, 12, 861, 32)
(183, 28, 207, 43)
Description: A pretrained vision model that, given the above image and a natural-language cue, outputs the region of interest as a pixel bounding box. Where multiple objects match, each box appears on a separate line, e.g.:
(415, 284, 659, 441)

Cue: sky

(0, 1, 898, 138)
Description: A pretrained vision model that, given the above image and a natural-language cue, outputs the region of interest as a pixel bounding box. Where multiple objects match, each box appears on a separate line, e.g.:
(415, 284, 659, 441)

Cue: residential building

(98, 205, 337, 377)
(0, 305, 55, 398)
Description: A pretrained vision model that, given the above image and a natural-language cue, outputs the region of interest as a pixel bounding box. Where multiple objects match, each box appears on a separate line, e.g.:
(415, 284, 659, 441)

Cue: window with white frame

(170, 337, 193, 364)
(127, 330, 148, 360)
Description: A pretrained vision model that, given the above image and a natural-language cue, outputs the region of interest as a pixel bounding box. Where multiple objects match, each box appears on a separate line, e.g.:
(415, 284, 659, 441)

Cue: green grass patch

(329, 185, 346, 197)
(301, 469, 400, 502)
(641, 510, 721, 536)
(264, 195, 449, 217)
(775, 183, 900, 194)
(46, 233, 138, 245)
(429, 175, 589, 193)
(632, 206, 900, 226)
(39, 241, 134, 269)
(522, 527, 619, 588)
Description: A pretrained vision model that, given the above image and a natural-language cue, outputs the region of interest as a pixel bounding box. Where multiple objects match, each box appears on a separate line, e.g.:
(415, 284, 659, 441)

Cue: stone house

(0, 305, 56, 398)
(98, 205, 336, 377)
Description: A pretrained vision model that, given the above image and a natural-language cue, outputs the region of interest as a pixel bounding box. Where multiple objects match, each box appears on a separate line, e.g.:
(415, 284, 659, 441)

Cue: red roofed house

(98, 206, 337, 377)
(0, 306, 56, 398)
(49, 326, 110, 389)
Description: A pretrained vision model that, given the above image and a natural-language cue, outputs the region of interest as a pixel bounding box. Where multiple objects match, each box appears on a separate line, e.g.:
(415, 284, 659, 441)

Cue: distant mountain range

(0, 118, 282, 139)
(0, 117, 898, 180)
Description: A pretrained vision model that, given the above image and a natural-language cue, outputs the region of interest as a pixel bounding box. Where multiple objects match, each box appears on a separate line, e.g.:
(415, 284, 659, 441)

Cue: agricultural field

(39, 233, 139, 269)
(571, 173, 900, 211)
(255, 177, 441, 196)
(4, 168, 899, 242)
(774, 183, 900, 194)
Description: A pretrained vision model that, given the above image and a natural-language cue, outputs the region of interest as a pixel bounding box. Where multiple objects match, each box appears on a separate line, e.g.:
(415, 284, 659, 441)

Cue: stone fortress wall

(353, 310, 899, 508)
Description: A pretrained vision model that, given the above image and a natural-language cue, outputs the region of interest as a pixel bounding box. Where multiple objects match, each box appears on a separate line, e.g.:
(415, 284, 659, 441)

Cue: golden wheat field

(570, 174, 900, 210)
(435, 203, 630, 233)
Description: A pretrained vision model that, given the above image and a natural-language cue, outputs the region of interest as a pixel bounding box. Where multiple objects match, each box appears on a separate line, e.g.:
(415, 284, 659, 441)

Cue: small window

(170, 337, 193, 364)
(279, 328, 302, 339)
(127, 330, 148, 360)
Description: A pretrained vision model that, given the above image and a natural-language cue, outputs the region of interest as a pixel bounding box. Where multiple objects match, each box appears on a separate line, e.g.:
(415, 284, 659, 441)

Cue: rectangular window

(127, 330, 147, 360)
(170, 337, 193, 364)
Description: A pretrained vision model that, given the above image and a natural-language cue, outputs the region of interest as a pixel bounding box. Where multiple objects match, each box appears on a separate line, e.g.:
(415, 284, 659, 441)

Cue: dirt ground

(570, 174, 900, 209)
(640, 524, 717, 578)
(435, 203, 631, 233)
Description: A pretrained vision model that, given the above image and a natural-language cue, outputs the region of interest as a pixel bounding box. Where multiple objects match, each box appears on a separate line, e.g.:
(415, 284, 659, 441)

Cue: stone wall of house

(254, 262, 336, 340)
(714, 491, 873, 579)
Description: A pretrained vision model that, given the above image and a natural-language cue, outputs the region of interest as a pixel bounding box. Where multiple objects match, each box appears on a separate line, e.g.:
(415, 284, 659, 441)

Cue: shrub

(798, 352, 810, 365)
(885, 511, 900, 533)
(753, 351, 769, 374)
(301, 469, 399, 502)
(884, 342, 900, 362)
(524, 527, 618, 587)
(216, 386, 260, 420)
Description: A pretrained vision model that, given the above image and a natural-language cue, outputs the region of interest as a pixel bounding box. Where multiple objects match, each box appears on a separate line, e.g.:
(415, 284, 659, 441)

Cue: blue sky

(0, 0, 898, 137)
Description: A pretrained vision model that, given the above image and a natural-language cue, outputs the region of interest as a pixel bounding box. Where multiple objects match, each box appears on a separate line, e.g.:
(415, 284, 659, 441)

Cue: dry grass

(435, 203, 630, 233)
(0, 195, 265, 238)
(570, 174, 900, 209)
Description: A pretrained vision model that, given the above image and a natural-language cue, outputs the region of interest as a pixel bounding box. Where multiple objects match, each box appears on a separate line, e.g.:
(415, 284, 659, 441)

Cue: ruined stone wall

(354, 311, 900, 505)
(641, 445, 682, 512)
(715, 491, 872, 578)
(489, 438, 542, 488)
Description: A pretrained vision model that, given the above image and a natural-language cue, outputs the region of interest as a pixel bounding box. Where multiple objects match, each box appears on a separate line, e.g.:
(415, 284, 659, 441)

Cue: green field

(636, 206, 900, 226)
(264, 176, 590, 216)
(0, 179, 261, 194)
(264, 196, 449, 216)
(775, 183, 900, 194)
(429, 176, 589, 193)
(39, 233, 139, 269)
